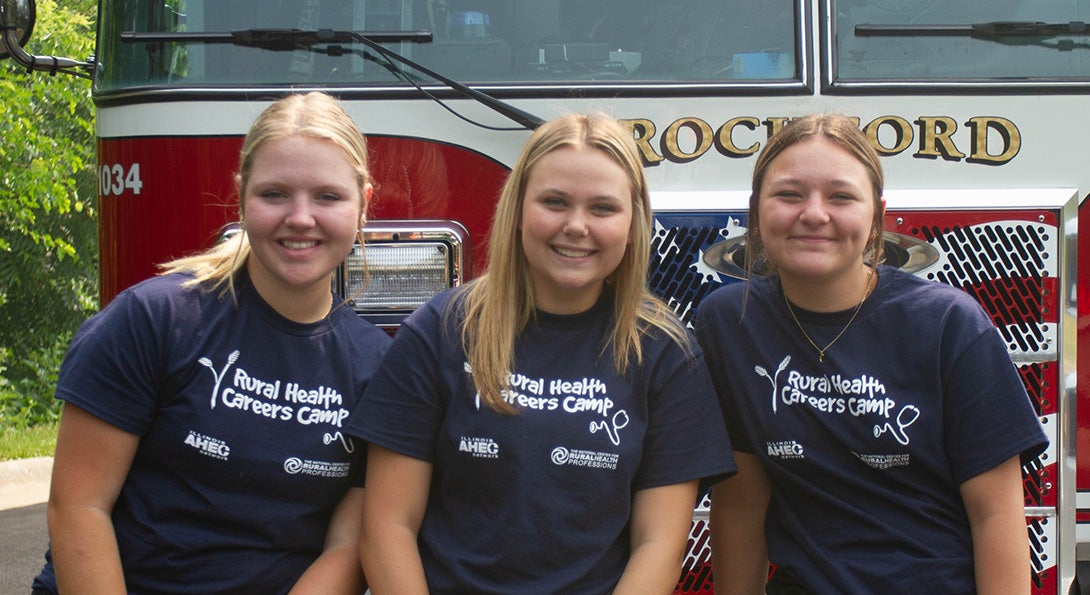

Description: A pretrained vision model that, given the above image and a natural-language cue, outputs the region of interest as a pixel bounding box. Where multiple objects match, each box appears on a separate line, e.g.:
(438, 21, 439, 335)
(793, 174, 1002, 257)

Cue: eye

(317, 192, 343, 202)
(541, 196, 567, 209)
(772, 190, 802, 201)
(591, 202, 619, 215)
(258, 189, 287, 201)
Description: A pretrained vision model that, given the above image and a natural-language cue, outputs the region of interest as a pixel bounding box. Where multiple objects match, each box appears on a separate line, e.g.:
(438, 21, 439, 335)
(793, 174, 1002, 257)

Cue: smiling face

(757, 136, 880, 299)
(519, 145, 634, 315)
(242, 136, 369, 313)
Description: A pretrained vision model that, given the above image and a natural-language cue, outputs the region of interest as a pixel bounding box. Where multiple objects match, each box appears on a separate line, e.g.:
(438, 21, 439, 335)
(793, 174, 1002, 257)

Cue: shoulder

(118, 272, 198, 304)
(881, 266, 965, 299)
(699, 276, 773, 308)
(387, 287, 466, 351)
(693, 276, 774, 330)
(88, 273, 211, 330)
(878, 267, 991, 324)
(330, 305, 392, 347)
(403, 286, 462, 327)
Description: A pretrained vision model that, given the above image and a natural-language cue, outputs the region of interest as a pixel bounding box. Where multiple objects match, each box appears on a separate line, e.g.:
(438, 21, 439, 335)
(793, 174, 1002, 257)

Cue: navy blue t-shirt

(347, 287, 735, 594)
(693, 266, 1048, 594)
(33, 271, 390, 595)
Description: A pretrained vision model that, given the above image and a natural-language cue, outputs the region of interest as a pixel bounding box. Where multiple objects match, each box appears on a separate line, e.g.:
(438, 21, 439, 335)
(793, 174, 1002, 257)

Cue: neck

(269, 291, 333, 324)
(780, 264, 875, 313)
(246, 264, 334, 324)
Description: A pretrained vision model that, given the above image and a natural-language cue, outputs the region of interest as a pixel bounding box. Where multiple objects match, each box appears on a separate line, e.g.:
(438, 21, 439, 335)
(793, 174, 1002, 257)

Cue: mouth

(790, 235, 834, 243)
(552, 246, 596, 258)
(280, 239, 319, 250)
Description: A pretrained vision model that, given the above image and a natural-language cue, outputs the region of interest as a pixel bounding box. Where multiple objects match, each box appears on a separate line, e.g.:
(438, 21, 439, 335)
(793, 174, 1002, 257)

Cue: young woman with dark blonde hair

(33, 92, 389, 595)
(694, 113, 1048, 594)
(349, 113, 734, 594)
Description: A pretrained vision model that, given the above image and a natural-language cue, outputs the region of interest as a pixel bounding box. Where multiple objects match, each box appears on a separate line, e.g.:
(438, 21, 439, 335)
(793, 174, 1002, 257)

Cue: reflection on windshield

(837, 0, 1090, 80)
(96, 0, 798, 89)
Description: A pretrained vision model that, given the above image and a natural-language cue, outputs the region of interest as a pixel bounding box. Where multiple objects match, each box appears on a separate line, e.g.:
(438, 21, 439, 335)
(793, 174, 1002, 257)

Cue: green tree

(0, 0, 98, 426)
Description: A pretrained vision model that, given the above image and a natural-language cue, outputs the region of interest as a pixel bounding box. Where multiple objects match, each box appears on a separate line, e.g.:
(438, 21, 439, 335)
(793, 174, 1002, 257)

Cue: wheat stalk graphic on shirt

(755, 355, 791, 414)
(198, 350, 240, 409)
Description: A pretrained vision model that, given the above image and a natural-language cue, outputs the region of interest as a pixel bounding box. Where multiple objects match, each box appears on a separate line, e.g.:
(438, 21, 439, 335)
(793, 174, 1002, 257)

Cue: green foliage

(0, 333, 68, 428)
(0, 0, 98, 427)
(0, 420, 59, 460)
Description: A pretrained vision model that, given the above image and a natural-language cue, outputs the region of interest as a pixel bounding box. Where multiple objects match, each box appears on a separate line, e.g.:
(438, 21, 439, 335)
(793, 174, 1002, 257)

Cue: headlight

(337, 220, 469, 328)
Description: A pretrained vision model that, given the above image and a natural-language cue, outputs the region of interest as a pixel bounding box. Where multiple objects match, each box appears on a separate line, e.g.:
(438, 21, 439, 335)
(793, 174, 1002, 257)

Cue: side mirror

(0, 0, 92, 76)
(0, 0, 35, 60)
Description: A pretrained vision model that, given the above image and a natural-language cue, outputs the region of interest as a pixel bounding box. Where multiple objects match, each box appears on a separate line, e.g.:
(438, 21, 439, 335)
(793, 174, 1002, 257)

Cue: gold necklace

(783, 267, 875, 363)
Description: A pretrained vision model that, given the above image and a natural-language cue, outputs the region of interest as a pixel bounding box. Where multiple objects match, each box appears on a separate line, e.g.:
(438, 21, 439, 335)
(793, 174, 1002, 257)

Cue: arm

(359, 445, 433, 595)
(960, 455, 1031, 595)
(47, 403, 140, 595)
(289, 487, 366, 595)
(710, 452, 771, 595)
(614, 480, 699, 595)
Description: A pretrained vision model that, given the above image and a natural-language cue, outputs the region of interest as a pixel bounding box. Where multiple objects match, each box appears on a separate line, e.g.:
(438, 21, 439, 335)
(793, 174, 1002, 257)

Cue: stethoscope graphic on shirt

(590, 410, 630, 446)
(873, 405, 921, 445)
(323, 432, 355, 453)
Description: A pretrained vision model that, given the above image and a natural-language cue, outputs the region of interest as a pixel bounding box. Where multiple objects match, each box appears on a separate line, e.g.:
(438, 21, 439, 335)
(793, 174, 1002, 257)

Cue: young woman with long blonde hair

(349, 113, 734, 594)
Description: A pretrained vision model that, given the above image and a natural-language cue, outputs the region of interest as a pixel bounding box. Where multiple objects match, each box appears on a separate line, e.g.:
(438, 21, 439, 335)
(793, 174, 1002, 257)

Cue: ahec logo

(184, 431, 231, 460)
(766, 440, 805, 460)
(459, 436, 499, 459)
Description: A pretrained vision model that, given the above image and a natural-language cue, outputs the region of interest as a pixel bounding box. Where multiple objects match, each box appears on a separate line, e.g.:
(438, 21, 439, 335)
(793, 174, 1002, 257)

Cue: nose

(562, 208, 589, 237)
(284, 195, 316, 228)
(798, 194, 830, 224)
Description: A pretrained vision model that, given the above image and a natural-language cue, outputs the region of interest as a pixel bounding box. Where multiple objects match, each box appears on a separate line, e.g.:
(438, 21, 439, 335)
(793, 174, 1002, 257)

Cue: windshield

(95, 0, 799, 91)
(835, 0, 1090, 80)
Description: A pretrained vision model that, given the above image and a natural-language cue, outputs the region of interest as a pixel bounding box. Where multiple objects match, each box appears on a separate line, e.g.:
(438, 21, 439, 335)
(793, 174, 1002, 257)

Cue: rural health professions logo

(550, 446, 619, 470)
(282, 457, 351, 478)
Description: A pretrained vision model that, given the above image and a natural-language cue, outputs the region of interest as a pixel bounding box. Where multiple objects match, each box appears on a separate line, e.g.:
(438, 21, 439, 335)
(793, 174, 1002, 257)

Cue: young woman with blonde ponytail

(34, 92, 389, 595)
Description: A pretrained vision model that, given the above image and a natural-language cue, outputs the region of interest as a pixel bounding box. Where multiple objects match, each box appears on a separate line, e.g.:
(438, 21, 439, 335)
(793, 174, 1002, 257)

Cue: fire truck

(2, 0, 1086, 592)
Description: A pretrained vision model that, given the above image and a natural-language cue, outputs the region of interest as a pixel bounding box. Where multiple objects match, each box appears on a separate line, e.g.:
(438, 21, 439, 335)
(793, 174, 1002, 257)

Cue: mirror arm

(0, 3, 93, 77)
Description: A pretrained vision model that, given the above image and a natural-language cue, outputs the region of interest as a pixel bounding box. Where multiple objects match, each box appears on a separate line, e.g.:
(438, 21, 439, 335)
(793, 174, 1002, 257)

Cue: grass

(0, 423, 58, 461)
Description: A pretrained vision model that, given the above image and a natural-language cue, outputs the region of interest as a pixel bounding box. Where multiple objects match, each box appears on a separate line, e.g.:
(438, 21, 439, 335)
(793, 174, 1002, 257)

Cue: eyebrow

(766, 176, 865, 191)
(532, 187, 626, 202)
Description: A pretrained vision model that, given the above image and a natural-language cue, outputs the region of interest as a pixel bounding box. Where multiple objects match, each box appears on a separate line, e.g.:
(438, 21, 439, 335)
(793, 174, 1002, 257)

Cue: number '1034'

(99, 163, 144, 196)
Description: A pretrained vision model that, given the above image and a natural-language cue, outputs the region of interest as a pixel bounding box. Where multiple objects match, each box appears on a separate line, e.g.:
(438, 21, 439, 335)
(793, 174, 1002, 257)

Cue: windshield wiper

(122, 28, 432, 48)
(122, 28, 544, 131)
(856, 20, 1089, 39)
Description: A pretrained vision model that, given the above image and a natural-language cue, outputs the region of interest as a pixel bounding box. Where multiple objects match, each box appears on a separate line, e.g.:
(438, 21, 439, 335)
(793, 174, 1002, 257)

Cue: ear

(360, 183, 374, 228)
(235, 174, 245, 218)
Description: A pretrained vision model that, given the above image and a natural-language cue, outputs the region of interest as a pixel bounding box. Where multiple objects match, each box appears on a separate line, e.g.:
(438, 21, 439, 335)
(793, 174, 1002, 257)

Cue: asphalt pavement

(0, 503, 47, 594)
(0, 458, 51, 594)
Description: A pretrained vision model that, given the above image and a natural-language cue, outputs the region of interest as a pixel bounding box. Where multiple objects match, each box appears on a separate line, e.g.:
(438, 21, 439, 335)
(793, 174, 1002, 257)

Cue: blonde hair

(458, 113, 692, 414)
(745, 113, 885, 275)
(159, 92, 372, 297)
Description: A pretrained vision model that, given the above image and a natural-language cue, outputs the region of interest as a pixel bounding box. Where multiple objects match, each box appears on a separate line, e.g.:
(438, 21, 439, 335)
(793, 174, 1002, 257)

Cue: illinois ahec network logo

(459, 436, 500, 459)
(766, 440, 805, 460)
